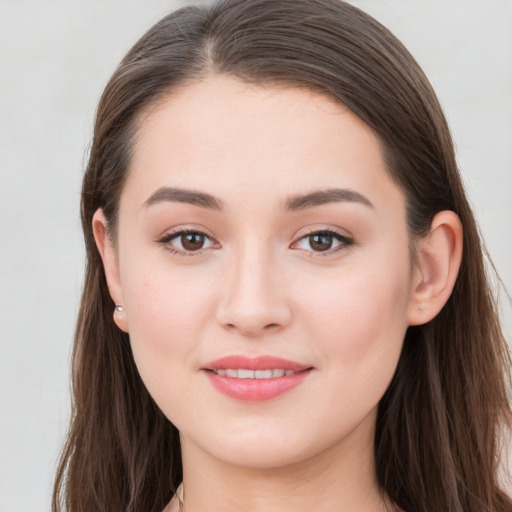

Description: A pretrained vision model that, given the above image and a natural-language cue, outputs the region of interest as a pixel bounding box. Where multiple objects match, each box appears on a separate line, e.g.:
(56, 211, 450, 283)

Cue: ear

(407, 210, 463, 326)
(92, 208, 129, 332)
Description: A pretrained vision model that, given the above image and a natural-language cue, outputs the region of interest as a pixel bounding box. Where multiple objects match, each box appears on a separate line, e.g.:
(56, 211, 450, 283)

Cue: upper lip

(202, 355, 311, 372)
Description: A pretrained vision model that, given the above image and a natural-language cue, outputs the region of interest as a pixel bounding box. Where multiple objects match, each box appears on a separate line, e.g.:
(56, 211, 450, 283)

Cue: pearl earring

(115, 305, 125, 313)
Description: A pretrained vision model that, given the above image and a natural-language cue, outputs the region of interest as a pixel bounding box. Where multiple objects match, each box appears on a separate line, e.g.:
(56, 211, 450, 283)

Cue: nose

(215, 247, 292, 337)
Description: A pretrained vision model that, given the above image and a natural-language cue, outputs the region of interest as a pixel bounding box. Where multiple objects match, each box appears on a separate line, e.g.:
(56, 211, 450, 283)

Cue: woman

(52, 1, 512, 511)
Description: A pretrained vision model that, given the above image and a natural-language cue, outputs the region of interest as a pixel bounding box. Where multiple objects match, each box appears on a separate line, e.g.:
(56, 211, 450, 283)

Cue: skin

(94, 75, 462, 512)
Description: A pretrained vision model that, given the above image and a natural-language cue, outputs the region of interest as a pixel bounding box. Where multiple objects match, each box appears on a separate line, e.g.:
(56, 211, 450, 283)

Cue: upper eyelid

(157, 226, 217, 241)
(300, 227, 348, 236)
(294, 229, 352, 242)
(293, 226, 353, 242)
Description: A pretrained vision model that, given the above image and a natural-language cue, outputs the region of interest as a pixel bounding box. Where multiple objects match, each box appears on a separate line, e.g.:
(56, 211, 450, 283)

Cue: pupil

(310, 234, 332, 251)
(182, 233, 204, 251)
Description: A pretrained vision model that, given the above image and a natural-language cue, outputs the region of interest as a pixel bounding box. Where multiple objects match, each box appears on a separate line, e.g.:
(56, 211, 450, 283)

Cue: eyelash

(294, 228, 354, 257)
(157, 229, 219, 256)
(157, 228, 354, 257)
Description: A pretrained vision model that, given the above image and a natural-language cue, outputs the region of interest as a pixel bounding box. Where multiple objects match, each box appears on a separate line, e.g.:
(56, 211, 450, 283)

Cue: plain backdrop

(0, 1, 511, 510)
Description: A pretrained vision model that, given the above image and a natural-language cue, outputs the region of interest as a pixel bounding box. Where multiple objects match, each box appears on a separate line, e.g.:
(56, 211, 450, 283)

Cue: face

(99, 75, 419, 470)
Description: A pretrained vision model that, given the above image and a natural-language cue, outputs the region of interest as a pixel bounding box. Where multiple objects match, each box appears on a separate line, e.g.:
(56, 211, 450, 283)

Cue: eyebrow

(283, 188, 374, 211)
(143, 186, 223, 210)
(142, 186, 373, 211)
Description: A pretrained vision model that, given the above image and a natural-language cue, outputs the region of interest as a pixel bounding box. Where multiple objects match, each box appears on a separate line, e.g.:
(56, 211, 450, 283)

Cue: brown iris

(309, 233, 333, 251)
(181, 232, 205, 251)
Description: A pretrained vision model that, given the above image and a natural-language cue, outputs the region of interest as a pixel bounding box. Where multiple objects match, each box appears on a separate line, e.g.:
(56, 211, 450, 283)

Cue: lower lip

(204, 369, 312, 401)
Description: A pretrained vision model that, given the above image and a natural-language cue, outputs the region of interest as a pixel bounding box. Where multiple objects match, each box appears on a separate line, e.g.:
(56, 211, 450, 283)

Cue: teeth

(214, 368, 295, 379)
(255, 369, 272, 379)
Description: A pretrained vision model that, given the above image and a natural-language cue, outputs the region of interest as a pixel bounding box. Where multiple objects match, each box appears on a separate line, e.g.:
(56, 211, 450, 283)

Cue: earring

(113, 304, 128, 332)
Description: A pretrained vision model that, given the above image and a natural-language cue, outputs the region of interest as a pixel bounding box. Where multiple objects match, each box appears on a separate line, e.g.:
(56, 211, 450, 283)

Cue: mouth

(210, 368, 298, 378)
(202, 355, 313, 401)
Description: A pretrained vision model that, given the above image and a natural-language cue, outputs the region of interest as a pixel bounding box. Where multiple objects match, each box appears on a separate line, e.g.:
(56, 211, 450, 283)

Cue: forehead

(124, 74, 404, 214)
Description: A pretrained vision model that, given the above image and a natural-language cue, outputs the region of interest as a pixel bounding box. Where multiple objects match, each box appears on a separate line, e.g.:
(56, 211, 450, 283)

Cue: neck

(179, 411, 393, 512)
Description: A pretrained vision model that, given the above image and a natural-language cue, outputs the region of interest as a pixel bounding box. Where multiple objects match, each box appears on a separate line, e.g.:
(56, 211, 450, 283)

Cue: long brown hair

(53, 1, 512, 511)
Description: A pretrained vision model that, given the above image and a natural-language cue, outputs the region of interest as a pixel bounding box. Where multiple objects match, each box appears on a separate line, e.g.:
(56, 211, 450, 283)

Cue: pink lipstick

(202, 355, 313, 401)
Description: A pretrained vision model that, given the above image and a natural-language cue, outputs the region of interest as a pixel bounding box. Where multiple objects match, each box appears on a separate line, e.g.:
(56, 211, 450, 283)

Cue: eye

(292, 229, 354, 254)
(158, 229, 218, 255)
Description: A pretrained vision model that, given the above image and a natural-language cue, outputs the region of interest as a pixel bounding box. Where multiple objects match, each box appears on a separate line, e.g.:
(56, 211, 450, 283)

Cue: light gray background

(0, 1, 511, 510)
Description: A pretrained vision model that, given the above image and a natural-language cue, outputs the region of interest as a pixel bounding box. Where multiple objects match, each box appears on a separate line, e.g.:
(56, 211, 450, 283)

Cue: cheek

(299, 255, 411, 396)
(119, 258, 217, 397)
(123, 249, 216, 333)
(306, 259, 409, 329)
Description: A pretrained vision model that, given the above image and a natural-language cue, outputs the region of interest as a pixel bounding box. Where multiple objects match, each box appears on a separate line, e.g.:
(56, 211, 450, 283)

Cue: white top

(162, 483, 183, 512)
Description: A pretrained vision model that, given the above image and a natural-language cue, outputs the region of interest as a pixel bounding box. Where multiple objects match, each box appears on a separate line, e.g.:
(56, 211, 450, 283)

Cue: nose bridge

(216, 237, 291, 335)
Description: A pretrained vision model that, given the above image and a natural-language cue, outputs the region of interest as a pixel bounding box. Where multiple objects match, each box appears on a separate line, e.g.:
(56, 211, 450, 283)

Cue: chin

(180, 410, 375, 472)
(206, 438, 317, 470)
